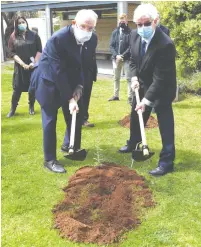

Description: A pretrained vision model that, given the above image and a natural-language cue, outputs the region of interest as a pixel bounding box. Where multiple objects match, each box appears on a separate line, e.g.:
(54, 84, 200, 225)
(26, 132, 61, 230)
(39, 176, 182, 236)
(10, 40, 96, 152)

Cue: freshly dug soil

(53, 163, 155, 245)
(119, 115, 158, 129)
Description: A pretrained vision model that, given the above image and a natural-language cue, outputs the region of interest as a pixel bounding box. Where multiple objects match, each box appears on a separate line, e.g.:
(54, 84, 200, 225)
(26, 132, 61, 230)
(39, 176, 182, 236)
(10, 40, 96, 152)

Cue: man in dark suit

(30, 10, 98, 173)
(61, 32, 97, 151)
(119, 3, 177, 176)
(82, 32, 97, 127)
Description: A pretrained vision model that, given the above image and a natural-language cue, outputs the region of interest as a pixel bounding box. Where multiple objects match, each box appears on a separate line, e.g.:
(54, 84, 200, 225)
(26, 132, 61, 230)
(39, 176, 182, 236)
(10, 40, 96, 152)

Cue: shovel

(132, 88, 154, 162)
(64, 110, 87, 161)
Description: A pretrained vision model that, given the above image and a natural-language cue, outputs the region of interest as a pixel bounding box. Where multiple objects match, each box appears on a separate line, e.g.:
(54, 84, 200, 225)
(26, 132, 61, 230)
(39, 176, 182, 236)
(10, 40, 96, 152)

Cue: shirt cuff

(141, 98, 155, 107)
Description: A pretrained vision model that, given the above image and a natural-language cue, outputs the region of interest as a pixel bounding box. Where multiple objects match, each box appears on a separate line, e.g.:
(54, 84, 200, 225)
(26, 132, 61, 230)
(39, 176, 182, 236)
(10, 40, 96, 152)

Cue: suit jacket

(30, 25, 84, 110)
(130, 27, 176, 105)
(82, 32, 97, 83)
(110, 26, 131, 60)
(160, 24, 170, 36)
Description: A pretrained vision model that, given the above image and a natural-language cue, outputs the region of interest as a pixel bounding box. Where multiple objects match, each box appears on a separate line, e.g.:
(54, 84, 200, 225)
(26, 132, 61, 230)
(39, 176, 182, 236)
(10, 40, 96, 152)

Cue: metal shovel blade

(132, 149, 155, 162)
(64, 149, 87, 161)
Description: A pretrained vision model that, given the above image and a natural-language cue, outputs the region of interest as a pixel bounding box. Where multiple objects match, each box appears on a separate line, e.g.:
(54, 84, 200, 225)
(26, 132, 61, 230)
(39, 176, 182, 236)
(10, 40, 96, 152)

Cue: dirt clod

(53, 164, 155, 245)
(119, 115, 158, 129)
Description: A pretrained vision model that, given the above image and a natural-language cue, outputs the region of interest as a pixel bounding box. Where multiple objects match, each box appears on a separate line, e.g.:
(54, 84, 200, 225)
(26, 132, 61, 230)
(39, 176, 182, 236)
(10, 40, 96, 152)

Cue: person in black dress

(7, 16, 42, 118)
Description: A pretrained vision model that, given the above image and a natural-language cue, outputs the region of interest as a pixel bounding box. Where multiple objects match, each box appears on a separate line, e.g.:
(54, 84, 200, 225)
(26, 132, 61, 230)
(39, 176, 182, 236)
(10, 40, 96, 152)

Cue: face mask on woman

(137, 26, 153, 39)
(18, 23, 27, 32)
(74, 25, 92, 43)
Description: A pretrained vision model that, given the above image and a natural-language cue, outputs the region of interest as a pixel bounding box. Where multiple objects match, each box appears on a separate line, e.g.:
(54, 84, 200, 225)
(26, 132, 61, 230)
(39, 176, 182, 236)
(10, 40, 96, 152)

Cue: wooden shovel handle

(134, 88, 149, 156)
(69, 110, 77, 154)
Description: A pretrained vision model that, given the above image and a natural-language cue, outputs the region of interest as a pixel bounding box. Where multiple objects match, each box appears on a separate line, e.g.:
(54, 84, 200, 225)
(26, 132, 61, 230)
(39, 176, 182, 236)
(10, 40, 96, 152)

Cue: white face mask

(74, 25, 92, 43)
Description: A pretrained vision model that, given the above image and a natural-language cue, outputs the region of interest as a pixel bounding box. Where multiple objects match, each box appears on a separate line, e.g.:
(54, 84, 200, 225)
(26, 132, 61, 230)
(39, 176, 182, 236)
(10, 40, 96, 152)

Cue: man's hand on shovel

(135, 102, 145, 113)
(131, 76, 140, 91)
(131, 77, 146, 113)
(69, 98, 79, 114)
(73, 85, 83, 102)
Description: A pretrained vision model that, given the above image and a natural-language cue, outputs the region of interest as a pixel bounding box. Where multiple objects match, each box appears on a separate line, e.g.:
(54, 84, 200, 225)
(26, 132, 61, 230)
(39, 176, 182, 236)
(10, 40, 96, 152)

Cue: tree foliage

(152, 1, 201, 75)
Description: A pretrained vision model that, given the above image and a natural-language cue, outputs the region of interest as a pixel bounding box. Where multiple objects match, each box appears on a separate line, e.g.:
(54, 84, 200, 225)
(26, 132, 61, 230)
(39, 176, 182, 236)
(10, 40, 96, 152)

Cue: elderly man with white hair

(119, 3, 177, 176)
(30, 9, 98, 173)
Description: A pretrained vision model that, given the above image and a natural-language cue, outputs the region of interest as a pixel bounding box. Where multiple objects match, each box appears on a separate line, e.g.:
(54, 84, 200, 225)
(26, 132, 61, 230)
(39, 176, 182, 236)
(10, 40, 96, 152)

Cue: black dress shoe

(108, 96, 119, 101)
(61, 144, 69, 152)
(119, 145, 133, 153)
(82, 120, 95, 127)
(44, 160, 66, 173)
(149, 166, 173, 176)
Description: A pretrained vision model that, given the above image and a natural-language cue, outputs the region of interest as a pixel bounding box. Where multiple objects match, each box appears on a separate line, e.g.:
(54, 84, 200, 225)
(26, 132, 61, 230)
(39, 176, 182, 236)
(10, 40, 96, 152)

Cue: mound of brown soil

(119, 115, 158, 129)
(53, 164, 155, 245)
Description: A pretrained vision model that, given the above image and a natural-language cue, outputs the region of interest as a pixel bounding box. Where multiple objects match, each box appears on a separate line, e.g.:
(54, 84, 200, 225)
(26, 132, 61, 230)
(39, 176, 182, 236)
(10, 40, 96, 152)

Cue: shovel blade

(132, 150, 155, 162)
(64, 149, 87, 161)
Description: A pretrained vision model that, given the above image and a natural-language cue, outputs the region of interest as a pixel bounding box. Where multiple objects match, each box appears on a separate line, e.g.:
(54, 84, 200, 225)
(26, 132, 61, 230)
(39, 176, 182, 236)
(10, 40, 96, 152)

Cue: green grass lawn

(1, 65, 201, 247)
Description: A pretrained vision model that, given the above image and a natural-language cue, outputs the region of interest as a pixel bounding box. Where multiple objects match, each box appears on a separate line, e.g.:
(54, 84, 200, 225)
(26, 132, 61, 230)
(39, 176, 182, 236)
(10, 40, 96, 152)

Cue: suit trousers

(113, 60, 132, 98)
(82, 78, 93, 122)
(129, 89, 175, 168)
(41, 102, 83, 161)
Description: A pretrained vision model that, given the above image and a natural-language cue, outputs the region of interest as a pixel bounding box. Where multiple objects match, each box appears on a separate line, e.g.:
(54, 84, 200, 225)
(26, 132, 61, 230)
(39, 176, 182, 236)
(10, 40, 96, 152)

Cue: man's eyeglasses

(136, 22, 152, 28)
(78, 24, 95, 32)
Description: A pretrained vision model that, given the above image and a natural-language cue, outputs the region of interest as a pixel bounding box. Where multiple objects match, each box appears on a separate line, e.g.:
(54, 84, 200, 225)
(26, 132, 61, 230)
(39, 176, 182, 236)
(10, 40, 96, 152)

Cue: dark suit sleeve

(93, 58, 97, 82)
(121, 32, 131, 60)
(122, 47, 130, 60)
(49, 36, 74, 101)
(109, 31, 118, 59)
(144, 43, 176, 102)
(160, 25, 170, 37)
(166, 29, 170, 36)
(130, 53, 138, 77)
(129, 33, 138, 77)
(121, 44, 130, 61)
(92, 35, 98, 82)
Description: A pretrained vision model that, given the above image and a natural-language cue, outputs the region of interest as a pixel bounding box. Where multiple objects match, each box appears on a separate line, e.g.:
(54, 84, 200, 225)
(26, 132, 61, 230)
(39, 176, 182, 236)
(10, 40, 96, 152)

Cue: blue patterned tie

(140, 40, 146, 58)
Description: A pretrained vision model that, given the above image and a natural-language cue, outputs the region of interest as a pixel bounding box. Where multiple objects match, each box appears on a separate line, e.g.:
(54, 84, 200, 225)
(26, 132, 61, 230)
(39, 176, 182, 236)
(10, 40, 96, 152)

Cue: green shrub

(151, 1, 201, 74)
(178, 71, 201, 95)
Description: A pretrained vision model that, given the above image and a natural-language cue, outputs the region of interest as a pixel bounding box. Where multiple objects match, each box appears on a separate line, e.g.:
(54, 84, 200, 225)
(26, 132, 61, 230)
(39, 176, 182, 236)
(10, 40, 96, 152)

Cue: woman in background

(7, 16, 42, 117)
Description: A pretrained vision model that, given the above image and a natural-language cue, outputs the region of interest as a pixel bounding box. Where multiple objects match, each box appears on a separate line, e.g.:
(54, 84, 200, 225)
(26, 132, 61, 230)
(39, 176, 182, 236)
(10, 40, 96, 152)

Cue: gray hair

(75, 9, 98, 25)
(133, 3, 158, 22)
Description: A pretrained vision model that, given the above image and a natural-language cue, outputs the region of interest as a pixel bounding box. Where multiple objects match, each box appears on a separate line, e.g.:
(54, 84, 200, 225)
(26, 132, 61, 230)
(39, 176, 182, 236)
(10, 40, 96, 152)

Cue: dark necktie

(79, 45, 84, 83)
(80, 45, 83, 55)
(140, 40, 146, 58)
